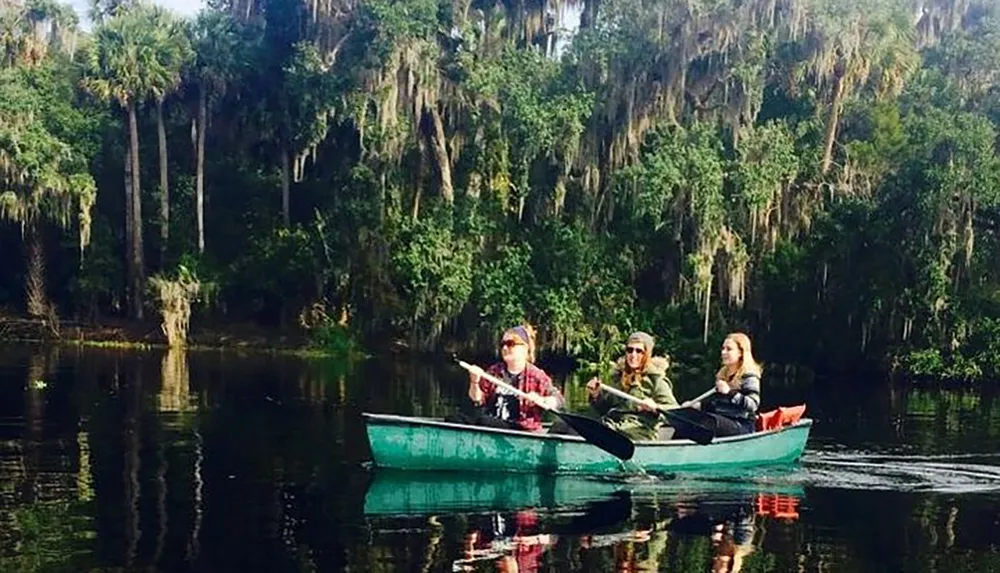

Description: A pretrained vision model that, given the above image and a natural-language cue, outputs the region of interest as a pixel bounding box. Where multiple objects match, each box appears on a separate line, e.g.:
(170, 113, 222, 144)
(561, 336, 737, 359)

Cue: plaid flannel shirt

(480, 362, 564, 431)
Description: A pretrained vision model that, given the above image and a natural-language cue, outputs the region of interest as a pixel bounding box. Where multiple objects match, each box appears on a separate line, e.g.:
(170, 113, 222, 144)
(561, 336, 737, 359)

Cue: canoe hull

(363, 413, 812, 475)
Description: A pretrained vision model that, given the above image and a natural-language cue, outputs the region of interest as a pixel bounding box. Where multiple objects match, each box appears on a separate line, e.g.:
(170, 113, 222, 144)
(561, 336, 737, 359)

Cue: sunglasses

(625, 347, 645, 355)
(501, 339, 525, 349)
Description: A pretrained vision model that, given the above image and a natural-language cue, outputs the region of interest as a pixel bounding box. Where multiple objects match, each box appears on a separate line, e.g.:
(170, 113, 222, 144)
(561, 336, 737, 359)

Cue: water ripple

(799, 450, 1000, 494)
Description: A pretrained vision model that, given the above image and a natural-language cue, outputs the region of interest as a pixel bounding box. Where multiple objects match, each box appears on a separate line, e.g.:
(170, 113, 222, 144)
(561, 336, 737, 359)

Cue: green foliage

(736, 122, 798, 212)
(390, 212, 474, 343)
(473, 242, 533, 330)
(232, 226, 319, 312)
(298, 301, 363, 358)
(895, 348, 984, 381)
(279, 42, 339, 151)
(67, 213, 122, 314)
(6, 0, 1000, 382)
(462, 47, 593, 209)
(0, 64, 96, 250)
(468, 49, 592, 157)
(359, 0, 439, 64)
(309, 321, 359, 356)
(527, 221, 636, 355)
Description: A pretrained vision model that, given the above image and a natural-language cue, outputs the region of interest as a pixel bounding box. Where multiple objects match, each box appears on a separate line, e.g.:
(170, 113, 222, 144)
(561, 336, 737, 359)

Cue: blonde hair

(716, 332, 761, 389)
(503, 323, 537, 362)
(621, 354, 650, 390)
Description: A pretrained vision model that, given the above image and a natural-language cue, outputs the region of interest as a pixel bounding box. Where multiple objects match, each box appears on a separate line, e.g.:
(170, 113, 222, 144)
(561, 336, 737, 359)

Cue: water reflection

(0, 344, 997, 572)
(366, 482, 799, 573)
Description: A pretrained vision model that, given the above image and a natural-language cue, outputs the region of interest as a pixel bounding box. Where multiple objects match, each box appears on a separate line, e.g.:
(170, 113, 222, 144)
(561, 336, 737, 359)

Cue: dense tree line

(2, 0, 1000, 379)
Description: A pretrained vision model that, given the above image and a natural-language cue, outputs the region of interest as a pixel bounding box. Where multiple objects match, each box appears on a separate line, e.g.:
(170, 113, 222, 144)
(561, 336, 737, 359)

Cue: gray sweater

(704, 372, 760, 422)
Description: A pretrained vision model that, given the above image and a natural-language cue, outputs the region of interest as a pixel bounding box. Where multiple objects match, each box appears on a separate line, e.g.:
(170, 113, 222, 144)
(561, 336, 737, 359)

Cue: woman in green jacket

(586, 331, 679, 440)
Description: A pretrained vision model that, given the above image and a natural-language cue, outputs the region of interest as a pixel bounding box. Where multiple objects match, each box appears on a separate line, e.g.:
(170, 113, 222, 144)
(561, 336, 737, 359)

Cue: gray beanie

(626, 331, 655, 353)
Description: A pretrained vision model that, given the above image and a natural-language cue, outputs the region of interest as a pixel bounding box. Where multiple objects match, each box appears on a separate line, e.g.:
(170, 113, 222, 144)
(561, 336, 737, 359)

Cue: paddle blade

(558, 412, 636, 460)
(663, 409, 715, 445)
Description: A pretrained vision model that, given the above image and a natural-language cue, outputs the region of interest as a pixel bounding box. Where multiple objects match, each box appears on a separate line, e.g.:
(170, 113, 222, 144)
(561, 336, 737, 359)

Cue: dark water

(1, 345, 1000, 572)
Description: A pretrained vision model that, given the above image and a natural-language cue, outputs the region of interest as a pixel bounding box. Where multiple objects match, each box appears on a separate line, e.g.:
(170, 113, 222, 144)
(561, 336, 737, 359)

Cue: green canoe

(363, 413, 812, 475)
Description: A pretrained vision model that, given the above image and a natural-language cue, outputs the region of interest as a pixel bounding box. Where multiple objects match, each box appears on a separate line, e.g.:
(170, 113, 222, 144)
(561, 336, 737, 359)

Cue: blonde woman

(675, 332, 761, 438)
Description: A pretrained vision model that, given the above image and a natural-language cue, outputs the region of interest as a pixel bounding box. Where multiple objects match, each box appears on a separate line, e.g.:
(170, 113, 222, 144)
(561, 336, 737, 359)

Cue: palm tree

(147, 8, 191, 269)
(187, 10, 242, 252)
(82, 2, 178, 318)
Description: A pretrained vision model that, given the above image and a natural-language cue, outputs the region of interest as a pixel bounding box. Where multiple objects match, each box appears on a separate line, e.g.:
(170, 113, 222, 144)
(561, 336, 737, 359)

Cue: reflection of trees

(123, 357, 142, 567)
(159, 348, 193, 414)
(905, 387, 1000, 451)
(808, 378, 1000, 453)
(0, 345, 97, 571)
(356, 357, 449, 418)
(156, 347, 201, 562)
(21, 351, 46, 504)
(154, 348, 206, 566)
(795, 487, 1000, 572)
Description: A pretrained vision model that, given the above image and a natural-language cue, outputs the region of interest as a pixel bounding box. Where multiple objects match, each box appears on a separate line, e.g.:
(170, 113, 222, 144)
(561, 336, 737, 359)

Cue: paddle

(596, 384, 718, 445)
(457, 360, 636, 461)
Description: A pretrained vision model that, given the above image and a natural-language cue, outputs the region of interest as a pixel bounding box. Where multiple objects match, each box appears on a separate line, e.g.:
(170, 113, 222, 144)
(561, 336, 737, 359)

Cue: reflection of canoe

(364, 470, 622, 516)
(363, 469, 806, 517)
(362, 413, 812, 475)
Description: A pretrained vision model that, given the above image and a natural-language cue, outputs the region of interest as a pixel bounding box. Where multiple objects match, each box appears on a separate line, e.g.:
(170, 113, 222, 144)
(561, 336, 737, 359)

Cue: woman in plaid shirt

(463, 324, 565, 432)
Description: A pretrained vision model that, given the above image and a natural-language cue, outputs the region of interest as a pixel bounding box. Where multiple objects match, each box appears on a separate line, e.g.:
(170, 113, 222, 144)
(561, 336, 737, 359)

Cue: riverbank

(0, 313, 326, 355)
(0, 313, 887, 384)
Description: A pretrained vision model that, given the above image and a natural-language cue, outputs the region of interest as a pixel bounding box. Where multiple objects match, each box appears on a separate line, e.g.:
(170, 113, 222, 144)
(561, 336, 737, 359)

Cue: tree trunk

(426, 105, 454, 204)
(702, 272, 713, 344)
(379, 169, 387, 224)
(196, 88, 206, 253)
(25, 221, 48, 318)
(128, 103, 145, 319)
(124, 146, 133, 314)
(412, 185, 422, 222)
(581, 0, 600, 28)
(821, 74, 845, 176)
(281, 145, 291, 227)
(553, 163, 570, 217)
(413, 138, 426, 221)
(157, 98, 169, 269)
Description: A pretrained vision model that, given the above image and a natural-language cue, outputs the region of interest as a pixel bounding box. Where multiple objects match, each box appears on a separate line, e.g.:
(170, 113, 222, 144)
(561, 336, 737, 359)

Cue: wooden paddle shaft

(457, 360, 552, 411)
(597, 383, 716, 409)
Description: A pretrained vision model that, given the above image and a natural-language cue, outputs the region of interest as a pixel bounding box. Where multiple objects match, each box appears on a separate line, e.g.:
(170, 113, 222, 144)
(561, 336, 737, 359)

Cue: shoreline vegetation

(0, 313, 325, 356)
(0, 312, 965, 389)
(0, 311, 829, 385)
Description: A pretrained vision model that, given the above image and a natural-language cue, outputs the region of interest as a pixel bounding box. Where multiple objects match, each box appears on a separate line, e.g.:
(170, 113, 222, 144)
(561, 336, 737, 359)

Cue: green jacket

(590, 356, 678, 416)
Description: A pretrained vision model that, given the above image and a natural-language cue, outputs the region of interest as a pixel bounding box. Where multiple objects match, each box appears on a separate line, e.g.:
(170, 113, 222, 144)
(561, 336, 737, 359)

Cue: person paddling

(584, 331, 679, 440)
(459, 324, 564, 432)
(673, 332, 761, 439)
